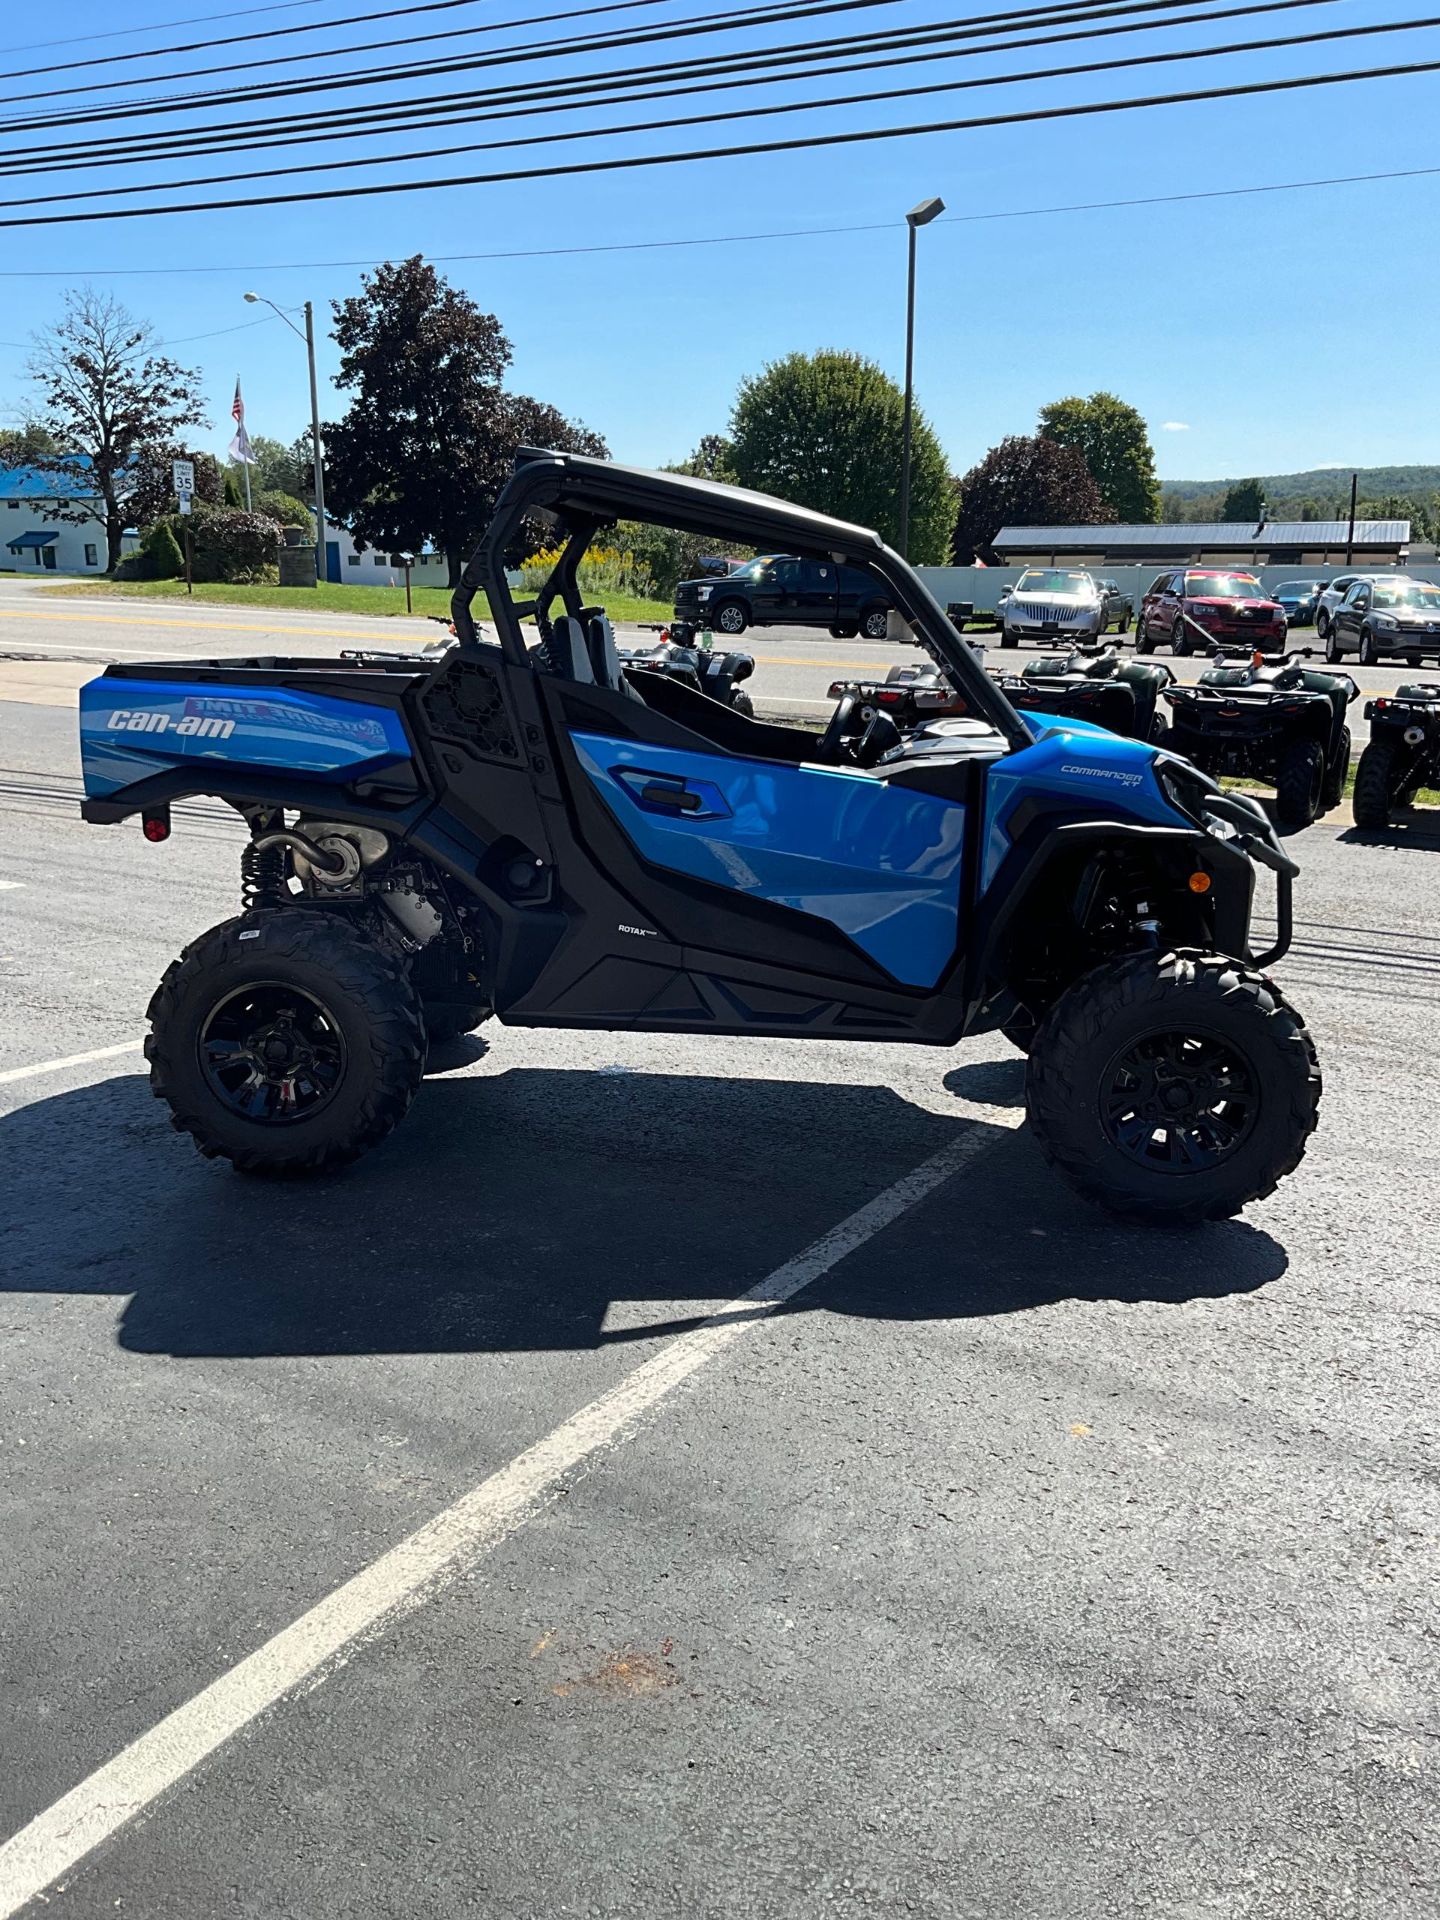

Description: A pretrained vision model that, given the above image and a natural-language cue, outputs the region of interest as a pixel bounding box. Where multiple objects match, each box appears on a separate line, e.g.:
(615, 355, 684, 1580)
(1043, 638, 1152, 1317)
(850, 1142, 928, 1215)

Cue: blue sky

(0, 0, 1436, 484)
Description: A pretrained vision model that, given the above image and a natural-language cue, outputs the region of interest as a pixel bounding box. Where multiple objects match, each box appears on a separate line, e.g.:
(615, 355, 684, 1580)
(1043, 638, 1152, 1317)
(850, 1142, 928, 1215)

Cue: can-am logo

(106, 709, 235, 740)
(1059, 762, 1143, 788)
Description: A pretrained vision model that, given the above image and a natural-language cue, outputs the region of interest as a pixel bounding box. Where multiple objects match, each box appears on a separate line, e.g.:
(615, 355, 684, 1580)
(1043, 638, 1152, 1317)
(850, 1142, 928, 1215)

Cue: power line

(10, 9, 1428, 213)
(0, 0, 880, 102)
(0, 0, 1320, 164)
(0, 52, 1434, 229)
(0, 162, 1433, 281)
(0, 0, 1233, 135)
(7, 0, 334, 59)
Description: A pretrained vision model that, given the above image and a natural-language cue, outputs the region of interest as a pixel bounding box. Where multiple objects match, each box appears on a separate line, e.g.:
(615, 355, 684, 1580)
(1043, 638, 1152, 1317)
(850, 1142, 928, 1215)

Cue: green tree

(0, 420, 59, 468)
(28, 289, 208, 570)
(729, 350, 952, 562)
(140, 520, 185, 579)
(244, 433, 312, 498)
(322, 256, 605, 585)
(125, 445, 223, 528)
(952, 435, 1112, 563)
(253, 487, 313, 534)
(222, 467, 244, 508)
(1221, 478, 1265, 521)
(1037, 391, 1160, 524)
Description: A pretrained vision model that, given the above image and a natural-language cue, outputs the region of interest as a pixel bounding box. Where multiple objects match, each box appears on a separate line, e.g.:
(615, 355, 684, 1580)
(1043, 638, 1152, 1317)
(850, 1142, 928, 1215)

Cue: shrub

(515, 543, 655, 601)
(141, 520, 184, 580)
(173, 502, 283, 582)
(253, 488, 314, 537)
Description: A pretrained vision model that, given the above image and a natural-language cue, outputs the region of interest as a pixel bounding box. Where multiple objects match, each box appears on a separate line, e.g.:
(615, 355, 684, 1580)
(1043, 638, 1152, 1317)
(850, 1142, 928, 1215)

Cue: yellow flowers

(516, 544, 656, 600)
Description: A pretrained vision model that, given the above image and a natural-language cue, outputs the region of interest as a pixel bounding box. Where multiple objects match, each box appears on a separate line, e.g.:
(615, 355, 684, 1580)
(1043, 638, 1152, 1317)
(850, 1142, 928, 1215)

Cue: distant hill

(1163, 465, 1440, 510)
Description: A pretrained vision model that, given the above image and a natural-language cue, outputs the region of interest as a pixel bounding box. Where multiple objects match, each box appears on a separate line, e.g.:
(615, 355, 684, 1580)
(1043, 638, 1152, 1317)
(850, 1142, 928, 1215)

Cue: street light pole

(243, 291, 329, 583)
(899, 196, 944, 562)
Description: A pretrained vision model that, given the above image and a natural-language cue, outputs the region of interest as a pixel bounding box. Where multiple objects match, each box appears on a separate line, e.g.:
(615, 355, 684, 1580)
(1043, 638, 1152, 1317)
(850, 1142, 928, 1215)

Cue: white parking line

(0, 1040, 141, 1086)
(0, 880, 23, 890)
(0, 1119, 1014, 1917)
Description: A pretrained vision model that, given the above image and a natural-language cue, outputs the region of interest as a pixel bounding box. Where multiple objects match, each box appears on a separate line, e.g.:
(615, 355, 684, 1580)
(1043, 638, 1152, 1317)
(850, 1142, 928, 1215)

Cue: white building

(321, 525, 449, 587)
(0, 465, 115, 574)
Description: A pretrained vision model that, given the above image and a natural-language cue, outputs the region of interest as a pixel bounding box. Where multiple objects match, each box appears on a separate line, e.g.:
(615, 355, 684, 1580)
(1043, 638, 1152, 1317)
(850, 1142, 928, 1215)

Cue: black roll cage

(452, 447, 1033, 753)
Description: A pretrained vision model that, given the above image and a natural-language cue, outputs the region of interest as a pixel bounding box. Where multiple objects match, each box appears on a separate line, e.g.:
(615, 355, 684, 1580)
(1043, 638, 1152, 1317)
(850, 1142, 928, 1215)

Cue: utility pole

(243, 291, 329, 583)
(1346, 471, 1357, 567)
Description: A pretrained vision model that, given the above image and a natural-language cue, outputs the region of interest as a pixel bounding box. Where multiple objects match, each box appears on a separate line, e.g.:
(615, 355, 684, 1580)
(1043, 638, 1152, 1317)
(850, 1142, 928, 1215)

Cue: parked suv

(1313, 573, 1371, 641)
(673, 554, 892, 639)
(1325, 575, 1440, 665)
(1135, 568, 1286, 656)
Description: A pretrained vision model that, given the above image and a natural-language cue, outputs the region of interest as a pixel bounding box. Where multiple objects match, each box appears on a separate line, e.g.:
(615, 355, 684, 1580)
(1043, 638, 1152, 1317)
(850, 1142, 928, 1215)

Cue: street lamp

(899, 196, 945, 561)
(243, 291, 328, 584)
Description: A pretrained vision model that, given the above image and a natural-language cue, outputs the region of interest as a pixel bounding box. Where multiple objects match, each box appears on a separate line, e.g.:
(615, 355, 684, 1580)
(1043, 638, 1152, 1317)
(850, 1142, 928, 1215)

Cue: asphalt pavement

(2, 608, 1439, 1917)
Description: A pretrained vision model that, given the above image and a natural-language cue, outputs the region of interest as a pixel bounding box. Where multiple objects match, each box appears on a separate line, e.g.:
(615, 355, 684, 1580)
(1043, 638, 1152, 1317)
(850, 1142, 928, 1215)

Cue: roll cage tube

(452, 450, 1033, 751)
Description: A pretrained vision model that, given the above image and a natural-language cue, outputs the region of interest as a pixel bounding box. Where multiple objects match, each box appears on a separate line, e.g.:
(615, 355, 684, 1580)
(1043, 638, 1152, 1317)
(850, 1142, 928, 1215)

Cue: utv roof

(505, 447, 888, 558)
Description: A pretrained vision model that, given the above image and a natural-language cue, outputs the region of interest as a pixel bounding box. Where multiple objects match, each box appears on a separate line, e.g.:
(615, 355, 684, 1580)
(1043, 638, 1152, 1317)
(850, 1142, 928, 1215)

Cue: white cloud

(1161, 421, 1190, 432)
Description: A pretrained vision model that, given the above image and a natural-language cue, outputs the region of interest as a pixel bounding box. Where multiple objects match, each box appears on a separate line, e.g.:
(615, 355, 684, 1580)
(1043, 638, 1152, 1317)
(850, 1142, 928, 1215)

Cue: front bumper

(1003, 620, 1104, 643)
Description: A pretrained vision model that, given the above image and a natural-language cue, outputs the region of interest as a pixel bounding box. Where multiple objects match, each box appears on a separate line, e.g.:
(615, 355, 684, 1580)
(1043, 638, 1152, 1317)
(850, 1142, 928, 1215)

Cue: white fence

(915, 563, 1440, 619)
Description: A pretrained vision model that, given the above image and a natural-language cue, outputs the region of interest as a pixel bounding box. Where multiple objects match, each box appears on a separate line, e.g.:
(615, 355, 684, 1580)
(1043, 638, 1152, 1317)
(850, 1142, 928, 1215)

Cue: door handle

(639, 780, 702, 812)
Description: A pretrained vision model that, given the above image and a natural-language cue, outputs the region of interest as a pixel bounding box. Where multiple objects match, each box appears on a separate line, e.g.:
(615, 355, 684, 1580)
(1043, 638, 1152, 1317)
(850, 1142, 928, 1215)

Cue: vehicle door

(1146, 571, 1180, 638)
(758, 558, 806, 625)
(804, 558, 842, 626)
(1335, 581, 1368, 652)
(541, 668, 975, 1005)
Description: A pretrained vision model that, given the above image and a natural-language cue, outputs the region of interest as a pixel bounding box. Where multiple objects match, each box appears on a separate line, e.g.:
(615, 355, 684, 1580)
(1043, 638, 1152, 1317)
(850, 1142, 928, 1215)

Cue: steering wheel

(819, 691, 860, 764)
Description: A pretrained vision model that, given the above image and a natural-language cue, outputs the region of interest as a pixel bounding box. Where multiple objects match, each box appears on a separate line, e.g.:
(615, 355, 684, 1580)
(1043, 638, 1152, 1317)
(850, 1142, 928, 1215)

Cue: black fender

(962, 813, 1259, 1023)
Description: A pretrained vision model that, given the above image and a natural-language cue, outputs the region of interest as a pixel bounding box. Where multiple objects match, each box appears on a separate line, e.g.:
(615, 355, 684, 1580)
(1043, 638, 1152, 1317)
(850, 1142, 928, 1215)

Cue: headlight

(1373, 613, 1397, 628)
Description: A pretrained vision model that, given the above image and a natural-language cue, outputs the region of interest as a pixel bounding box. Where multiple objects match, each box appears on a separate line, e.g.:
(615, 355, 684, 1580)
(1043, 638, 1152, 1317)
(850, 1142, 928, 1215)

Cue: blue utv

(78, 452, 1320, 1223)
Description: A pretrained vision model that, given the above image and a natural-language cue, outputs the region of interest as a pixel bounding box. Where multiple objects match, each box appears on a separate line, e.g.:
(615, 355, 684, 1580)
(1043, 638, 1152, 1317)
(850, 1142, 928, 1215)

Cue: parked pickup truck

(673, 554, 893, 639)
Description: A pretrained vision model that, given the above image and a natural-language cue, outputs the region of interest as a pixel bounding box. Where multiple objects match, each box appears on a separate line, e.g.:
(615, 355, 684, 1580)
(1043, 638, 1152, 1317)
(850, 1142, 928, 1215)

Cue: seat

(585, 612, 642, 700)
(543, 615, 594, 684)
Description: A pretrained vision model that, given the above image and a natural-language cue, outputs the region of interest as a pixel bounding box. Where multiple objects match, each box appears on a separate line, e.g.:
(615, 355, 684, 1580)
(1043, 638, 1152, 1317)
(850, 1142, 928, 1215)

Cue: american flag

(228, 377, 254, 466)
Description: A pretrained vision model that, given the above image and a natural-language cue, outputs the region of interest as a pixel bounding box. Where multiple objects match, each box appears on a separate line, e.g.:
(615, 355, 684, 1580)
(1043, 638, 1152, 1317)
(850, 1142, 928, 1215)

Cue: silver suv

(998, 568, 1106, 649)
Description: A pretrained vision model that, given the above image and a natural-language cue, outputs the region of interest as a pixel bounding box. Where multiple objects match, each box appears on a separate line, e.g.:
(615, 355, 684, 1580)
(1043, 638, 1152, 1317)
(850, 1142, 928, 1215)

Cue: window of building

(6, 499, 17, 508)
(84, 543, 98, 567)
(347, 553, 360, 567)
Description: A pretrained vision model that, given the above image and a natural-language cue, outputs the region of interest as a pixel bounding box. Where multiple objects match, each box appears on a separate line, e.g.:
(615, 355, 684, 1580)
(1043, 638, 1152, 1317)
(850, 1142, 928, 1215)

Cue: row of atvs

(594, 627, 1436, 834)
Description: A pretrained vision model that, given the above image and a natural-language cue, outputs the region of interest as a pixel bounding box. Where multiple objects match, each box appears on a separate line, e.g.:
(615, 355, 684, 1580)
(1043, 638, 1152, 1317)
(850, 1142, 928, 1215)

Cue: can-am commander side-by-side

(78, 452, 1320, 1223)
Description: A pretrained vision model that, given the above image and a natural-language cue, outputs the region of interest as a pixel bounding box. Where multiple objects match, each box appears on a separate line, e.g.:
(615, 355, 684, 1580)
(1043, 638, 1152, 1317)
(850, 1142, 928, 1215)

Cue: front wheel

(999, 626, 1018, 649)
(1276, 737, 1325, 827)
(1359, 627, 1379, 666)
(1026, 952, 1320, 1225)
(712, 600, 748, 636)
(728, 688, 755, 717)
(146, 910, 427, 1175)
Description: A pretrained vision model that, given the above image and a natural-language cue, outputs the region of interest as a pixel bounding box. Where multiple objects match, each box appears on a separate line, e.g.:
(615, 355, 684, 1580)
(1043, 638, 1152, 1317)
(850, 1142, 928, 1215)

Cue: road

(3, 655, 1439, 1918)
(2, 580, 1433, 746)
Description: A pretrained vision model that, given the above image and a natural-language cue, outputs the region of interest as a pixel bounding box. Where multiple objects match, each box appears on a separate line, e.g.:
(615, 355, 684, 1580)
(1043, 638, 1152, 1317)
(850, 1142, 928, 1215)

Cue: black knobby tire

(1352, 736, 1405, 828)
(147, 910, 426, 1175)
(712, 600, 748, 636)
(1275, 736, 1325, 827)
(1026, 951, 1321, 1225)
(1322, 725, 1351, 811)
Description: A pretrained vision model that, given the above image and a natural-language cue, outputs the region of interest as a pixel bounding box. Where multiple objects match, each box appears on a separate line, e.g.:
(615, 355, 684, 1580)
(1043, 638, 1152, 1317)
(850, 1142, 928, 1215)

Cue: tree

(245, 433, 312, 498)
(321, 256, 606, 585)
(1037, 391, 1160, 524)
(253, 487, 313, 534)
(952, 435, 1112, 563)
(1221, 478, 1265, 522)
(728, 350, 952, 562)
(28, 289, 208, 570)
(0, 420, 59, 468)
(672, 432, 738, 483)
(222, 467, 244, 508)
(140, 521, 185, 580)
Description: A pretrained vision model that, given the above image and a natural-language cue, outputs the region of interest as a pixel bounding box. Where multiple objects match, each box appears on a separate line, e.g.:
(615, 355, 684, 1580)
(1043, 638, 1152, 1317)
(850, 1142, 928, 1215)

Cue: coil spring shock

(240, 835, 288, 911)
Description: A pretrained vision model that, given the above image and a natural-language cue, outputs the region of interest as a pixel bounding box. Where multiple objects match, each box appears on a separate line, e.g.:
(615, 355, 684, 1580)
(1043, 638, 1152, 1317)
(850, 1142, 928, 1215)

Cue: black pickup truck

(673, 553, 894, 640)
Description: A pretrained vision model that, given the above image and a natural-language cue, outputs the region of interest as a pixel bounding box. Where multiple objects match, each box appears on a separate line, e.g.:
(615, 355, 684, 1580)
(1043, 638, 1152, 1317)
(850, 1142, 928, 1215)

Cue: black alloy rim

(198, 981, 347, 1124)
(1099, 1028, 1258, 1173)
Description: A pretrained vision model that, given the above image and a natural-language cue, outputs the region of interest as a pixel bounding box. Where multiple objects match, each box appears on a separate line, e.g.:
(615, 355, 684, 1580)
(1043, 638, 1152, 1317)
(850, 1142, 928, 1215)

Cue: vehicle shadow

(1339, 817, 1440, 852)
(1, 1065, 1289, 1358)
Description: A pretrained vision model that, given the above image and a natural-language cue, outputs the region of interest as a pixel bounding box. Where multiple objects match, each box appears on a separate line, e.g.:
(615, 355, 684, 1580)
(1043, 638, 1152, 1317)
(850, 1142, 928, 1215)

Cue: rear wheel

(1324, 624, 1343, 664)
(1134, 621, 1154, 655)
(1026, 951, 1320, 1224)
(728, 688, 755, 717)
(861, 606, 889, 640)
(829, 623, 857, 639)
(1276, 737, 1325, 827)
(1353, 736, 1406, 828)
(1315, 608, 1331, 641)
(147, 910, 426, 1175)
